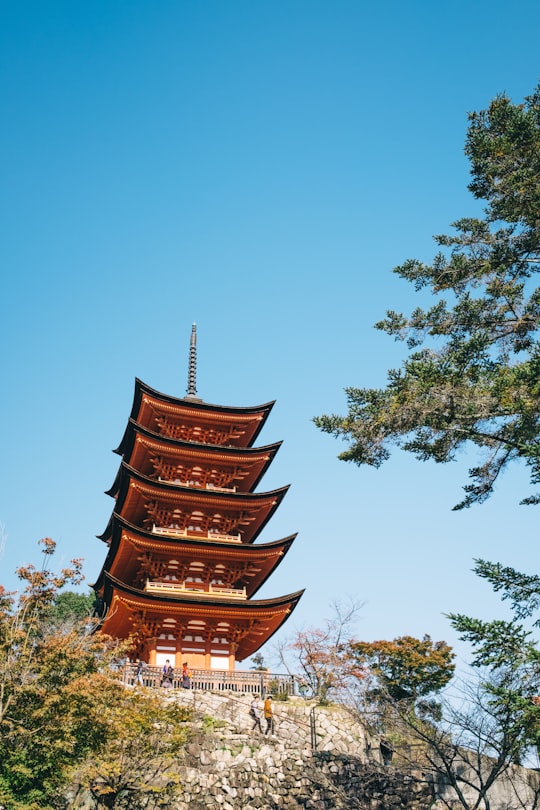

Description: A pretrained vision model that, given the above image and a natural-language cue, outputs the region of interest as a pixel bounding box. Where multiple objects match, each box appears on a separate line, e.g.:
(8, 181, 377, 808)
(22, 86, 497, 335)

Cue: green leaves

(0, 539, 192, 809)
(315, 83, 540, 508)
(350, 635, 455, 702)
(446, 561, 540, 762)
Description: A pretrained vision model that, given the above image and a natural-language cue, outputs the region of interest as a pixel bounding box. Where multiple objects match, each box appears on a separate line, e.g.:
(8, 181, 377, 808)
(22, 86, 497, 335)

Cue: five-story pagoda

(93, 325, 303, 671)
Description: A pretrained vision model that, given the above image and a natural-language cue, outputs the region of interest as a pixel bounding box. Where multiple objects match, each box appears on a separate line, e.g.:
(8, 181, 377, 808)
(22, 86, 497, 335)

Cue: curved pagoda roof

(93, 514, 297, 599)
(102, 462, 288, 544)
(115, 419, 282, 493)
(99, 573, 304, 662)
(115, 378, 275, 453)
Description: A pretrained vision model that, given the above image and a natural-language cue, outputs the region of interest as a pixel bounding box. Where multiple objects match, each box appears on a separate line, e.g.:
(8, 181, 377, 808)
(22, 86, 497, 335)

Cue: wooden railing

(158, 478, 237, 493)
(144, 580, 247, 599)
(151, 525, 242, 543)
(118, 663, 295, 696)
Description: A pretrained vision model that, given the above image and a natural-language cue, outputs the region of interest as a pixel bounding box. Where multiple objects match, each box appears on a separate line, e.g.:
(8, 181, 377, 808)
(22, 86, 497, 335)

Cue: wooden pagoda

(94, 325, 303, 670)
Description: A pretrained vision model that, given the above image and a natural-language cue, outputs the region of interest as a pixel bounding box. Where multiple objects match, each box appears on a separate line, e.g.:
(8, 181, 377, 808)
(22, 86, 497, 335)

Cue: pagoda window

(183, 620, 207, 652)
(216, 622, 231, 637)
(187, 510, 206, 533)
(188, 466, 204, 486)
(210, 563, 227, 586)
(185, 621, 206, 637)
(165, 560, 180, 578)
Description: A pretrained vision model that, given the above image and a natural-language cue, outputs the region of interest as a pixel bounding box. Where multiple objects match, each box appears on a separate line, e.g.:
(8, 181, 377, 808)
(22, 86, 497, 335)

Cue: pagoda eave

(92, 517, 297, 597)
(103, 464, 288, 544)
(118, 418, 283, 464)
(115, 379, 276, 456)
(107, 461, 289, 503)
(99, 575, 304, 661)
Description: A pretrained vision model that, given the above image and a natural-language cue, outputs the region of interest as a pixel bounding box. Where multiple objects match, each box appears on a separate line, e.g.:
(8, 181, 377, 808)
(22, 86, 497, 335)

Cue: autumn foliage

(350, 635, 455, 701)
(0, 538, 191, 810)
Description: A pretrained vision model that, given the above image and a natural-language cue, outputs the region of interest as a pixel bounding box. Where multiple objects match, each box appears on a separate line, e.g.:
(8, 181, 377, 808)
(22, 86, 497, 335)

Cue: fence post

(310, 707, 317, 752)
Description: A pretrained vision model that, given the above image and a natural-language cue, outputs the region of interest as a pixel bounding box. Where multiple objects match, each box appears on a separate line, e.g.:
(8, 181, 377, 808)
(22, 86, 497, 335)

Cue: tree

(0, 538, 193, 810)
(249, 653, 268, 671)
(314, 83, 540, 509)
(447, 559, 540, 759)
(468, 559, 540, 629)
(345, 568, 540, 809)
(388, 673, 540, 810)
(350, 634, 455, 702)
(379, 561, 540, 808)
(275, 599, 364, 704)
(0, 539, 119, 808)
(48, 590, 97, 624)
(73, 690, 191, 810)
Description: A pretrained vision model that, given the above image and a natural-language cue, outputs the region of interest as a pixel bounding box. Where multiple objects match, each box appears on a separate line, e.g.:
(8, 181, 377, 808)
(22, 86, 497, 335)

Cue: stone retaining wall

(69, 690, 540, 809)
(173, 691, 434, 809)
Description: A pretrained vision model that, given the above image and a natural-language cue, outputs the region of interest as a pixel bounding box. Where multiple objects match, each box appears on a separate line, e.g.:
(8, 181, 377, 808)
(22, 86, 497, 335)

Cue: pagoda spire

(185, 323, 199, 399)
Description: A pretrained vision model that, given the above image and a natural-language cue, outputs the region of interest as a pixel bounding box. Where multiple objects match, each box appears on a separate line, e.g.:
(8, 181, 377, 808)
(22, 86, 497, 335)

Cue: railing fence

(118, 662, 295, 696)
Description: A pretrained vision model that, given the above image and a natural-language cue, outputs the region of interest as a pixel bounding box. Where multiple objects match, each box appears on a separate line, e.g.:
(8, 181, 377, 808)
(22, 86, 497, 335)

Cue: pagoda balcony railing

(144, 580, 247, 600)
(158, 477, 237, 493)
(117, 663, 296, 696)
(151, 525, 242, 543)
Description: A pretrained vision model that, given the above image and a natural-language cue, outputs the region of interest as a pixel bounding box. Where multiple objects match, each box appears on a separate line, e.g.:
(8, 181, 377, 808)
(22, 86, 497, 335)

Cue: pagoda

(93, 325, 303, 671)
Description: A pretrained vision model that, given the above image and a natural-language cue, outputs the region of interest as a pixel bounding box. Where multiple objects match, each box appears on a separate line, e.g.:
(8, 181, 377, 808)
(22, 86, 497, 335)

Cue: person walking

(249, 696, 263, 732)
(263, 695, 274, 735)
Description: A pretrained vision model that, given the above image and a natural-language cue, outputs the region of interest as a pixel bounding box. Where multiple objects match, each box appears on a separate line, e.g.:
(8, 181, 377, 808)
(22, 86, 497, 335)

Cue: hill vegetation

(2, 538, 539, 809)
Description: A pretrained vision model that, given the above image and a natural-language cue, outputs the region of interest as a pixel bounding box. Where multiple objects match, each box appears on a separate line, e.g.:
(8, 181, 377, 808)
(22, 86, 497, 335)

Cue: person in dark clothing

(135, 659, 146, 686)
(161, 659, 174, 688)
(249, 697, 263, 732)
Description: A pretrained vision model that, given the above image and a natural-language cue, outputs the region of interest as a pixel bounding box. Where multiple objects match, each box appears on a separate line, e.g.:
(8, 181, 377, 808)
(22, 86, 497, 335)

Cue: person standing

(135, 658, 146, 686)
(181, 661, 191, 689)
(263, 695, 273, 735)
(161, 659, 174, 689)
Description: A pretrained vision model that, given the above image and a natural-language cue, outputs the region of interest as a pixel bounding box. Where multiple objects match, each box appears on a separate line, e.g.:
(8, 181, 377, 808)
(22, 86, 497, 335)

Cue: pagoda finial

(186, 323, 198, 398)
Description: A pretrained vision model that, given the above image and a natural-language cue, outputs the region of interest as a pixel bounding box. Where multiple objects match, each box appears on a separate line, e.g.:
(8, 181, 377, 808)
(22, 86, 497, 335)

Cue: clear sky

(1, 0, 539, 670)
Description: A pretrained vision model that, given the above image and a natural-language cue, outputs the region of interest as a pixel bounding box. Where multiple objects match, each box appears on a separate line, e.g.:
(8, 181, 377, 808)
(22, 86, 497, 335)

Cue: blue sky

(1, 0, 539, 669)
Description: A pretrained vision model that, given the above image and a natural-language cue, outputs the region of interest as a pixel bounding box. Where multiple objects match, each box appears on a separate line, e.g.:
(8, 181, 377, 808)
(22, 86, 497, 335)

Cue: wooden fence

(119, 662, 295, 696)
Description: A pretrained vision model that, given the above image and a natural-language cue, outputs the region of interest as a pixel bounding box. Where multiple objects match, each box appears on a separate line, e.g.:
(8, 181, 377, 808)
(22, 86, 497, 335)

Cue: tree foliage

(275, 599, 365, 704)
(276, 602, 455, 715)
(447, 559, 540, 759)
(314, 84, 540, 509)
(0, 538, 114, 808)
(350, 634, 455, 702)
(388, 673, 540, 810)
(0, 538, 191, 810)
(378, 564, 540, 807)
(48, 590, 97, 624)
(73, 690, 190, 810)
